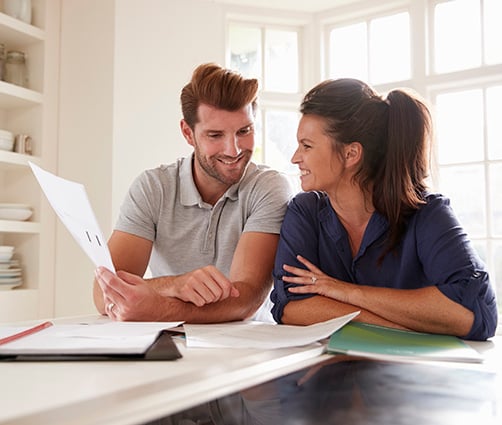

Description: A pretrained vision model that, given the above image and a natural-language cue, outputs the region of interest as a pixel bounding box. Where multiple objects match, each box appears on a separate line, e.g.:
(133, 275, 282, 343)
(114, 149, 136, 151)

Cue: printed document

(183, 311, 359, 349)
(29, 162, 115, 272)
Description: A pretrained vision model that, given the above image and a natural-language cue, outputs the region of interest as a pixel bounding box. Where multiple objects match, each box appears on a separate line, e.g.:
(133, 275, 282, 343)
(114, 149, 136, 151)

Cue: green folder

(327, 322, 483, 363)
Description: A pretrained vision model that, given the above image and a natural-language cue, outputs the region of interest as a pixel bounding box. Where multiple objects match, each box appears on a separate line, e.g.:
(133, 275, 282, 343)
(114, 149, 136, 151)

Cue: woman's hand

(282, 255, 354, 304)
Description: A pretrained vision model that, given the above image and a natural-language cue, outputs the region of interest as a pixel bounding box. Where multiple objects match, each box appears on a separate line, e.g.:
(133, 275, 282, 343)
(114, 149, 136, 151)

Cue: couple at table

(93, 62, 497, 342)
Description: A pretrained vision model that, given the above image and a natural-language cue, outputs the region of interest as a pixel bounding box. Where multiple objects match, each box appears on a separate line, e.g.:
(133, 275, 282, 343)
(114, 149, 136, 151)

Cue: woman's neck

(328, 186, 374, 257)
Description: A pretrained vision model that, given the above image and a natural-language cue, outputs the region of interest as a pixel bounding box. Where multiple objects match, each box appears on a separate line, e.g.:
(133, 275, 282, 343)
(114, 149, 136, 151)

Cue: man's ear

(344, 142, 363, 166)
(180, 119, 195, 147)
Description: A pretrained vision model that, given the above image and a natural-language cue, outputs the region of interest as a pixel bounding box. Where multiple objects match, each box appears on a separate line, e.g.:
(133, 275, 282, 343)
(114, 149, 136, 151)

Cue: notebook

(327, 322, 483, 363)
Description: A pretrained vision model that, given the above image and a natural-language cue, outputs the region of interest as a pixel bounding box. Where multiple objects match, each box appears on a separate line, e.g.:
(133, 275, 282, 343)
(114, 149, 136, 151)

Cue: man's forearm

(145, 275, 176, 296)
(155, 279, 267, 323)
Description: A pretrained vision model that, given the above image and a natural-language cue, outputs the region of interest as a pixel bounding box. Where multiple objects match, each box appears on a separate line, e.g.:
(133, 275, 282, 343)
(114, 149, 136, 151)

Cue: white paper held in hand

(29, 162, 115, 272)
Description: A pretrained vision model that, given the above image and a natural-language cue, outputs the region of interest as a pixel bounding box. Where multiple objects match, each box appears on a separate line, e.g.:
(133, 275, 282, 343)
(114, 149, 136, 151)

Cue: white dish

(0, 203, 32, 209)
(0, 245, 14, 252)
(0, 279, 22, 290)
(0, 253, 13, 262)
(0, 208, 32, 221)
(0, 276, 22, 284)
(0, 202, 31, 210)
(0, 268, 21, 277)
(0, 260, 19, 270)
(0, 139, 14, 151)
(0, 266, 21, 272)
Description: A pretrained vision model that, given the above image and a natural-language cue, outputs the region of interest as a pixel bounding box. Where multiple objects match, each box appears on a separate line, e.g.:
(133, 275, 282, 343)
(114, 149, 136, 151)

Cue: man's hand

(95, 267, 171, 321)
(94, 265, 240, 321)
(160, 265, 239, 306)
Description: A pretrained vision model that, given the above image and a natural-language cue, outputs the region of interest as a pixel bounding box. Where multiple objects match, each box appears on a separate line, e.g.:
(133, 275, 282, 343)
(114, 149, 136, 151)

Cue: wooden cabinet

(0, 0, 59, 321)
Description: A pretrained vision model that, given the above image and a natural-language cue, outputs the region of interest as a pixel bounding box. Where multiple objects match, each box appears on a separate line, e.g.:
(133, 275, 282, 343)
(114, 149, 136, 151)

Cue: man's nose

(224, 135, 242, 156)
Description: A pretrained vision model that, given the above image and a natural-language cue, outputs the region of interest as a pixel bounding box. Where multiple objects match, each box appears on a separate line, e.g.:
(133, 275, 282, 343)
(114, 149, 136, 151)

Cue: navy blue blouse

(271, 191, 498, 340)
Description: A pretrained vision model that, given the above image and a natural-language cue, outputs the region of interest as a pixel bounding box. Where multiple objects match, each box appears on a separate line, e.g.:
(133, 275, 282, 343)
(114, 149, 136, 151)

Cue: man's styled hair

(180, 63, 259, 129)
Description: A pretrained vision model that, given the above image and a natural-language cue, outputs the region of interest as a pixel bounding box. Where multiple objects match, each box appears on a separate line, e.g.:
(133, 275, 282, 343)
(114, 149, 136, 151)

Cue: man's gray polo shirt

(115, 155, 293, 278)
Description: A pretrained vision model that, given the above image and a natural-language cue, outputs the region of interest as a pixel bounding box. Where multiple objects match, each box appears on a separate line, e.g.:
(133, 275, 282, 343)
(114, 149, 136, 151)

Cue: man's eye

(238, 126, 253, 136)
(208, 133, 222, 139)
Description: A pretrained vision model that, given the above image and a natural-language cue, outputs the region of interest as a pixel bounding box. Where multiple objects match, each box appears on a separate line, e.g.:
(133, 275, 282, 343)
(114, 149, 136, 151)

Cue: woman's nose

(291, 148, 300, 164)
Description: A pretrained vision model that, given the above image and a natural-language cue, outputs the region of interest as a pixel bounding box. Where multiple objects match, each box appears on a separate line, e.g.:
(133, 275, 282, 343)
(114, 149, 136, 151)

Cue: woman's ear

(180, 119, 195, 147)
(344, 142, 363, 166)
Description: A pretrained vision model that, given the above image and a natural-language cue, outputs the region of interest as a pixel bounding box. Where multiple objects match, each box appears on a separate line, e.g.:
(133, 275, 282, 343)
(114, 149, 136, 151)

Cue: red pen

(0, 321, 53, 346)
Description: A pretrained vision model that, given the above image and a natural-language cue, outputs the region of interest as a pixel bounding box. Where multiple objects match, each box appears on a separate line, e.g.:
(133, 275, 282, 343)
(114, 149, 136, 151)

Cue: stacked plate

(0, 246, 22, 290)
(0, 203, 33, 221)
(0, 129, 14, 152)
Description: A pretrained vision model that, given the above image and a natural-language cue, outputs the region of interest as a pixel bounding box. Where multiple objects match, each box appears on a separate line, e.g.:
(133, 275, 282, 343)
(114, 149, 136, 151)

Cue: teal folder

(327, 322, 483, 363)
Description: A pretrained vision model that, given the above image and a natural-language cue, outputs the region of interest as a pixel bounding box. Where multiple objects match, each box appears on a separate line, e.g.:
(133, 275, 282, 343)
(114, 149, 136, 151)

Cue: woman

(271, 78, 497, 340)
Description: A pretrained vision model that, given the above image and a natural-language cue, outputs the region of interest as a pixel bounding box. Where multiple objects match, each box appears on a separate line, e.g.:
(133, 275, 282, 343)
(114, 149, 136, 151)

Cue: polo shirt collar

(180, 155, 202, 207)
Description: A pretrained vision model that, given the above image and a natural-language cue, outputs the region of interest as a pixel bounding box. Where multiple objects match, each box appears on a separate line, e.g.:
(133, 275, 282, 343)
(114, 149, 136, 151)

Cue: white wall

(112, 0, 226, 220)
(56, 0, 115, 316)
(55, 0, 227, 316)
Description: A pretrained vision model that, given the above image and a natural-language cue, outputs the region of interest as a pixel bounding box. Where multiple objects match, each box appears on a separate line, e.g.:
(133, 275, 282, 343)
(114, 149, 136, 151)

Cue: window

(430, 0, 502, 323)
(432, 0, 502, 73)
(227, 22, 301, 187)
(328, 12, 411, 84)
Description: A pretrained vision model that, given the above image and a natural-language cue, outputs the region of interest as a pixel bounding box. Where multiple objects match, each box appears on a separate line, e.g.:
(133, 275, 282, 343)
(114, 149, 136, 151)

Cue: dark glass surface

(148, 357, 500, 425)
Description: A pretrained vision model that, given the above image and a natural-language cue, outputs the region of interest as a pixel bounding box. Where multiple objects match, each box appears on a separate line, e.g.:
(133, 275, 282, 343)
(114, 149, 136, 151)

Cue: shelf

(0, 12, 44, 47)
(0, 1, 57, 322)
(0, 219, 41, 234)
(0, 150, 40, 168)
(0, 80, 43, 108)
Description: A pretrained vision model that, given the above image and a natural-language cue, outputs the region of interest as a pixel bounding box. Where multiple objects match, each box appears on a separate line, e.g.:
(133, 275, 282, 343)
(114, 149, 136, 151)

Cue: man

(93, 63, 293, 323)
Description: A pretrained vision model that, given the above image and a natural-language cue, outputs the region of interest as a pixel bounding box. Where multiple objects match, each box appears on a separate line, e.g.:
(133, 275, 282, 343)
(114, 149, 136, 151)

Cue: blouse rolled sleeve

(437, 270, 497, 340)
(418, 195, 498, 340)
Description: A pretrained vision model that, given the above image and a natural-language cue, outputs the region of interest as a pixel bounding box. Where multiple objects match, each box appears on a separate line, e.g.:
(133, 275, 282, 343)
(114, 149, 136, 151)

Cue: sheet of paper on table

(0, 319, 183, 355)
(183, 311, 360, 349)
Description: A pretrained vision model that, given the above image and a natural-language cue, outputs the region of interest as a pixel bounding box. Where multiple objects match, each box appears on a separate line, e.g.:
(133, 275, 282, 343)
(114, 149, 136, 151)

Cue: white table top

(0, 315, 500, 425)
(0, 315, 328, 425)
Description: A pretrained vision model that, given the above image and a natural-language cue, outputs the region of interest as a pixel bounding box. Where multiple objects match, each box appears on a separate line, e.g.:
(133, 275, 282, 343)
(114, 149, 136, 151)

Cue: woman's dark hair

(300, 78, 432, 254)
(180, 63, 259, 129)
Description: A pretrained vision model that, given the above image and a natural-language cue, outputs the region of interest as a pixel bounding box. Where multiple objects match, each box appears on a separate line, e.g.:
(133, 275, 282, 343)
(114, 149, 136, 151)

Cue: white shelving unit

(0, 0, 59, 322)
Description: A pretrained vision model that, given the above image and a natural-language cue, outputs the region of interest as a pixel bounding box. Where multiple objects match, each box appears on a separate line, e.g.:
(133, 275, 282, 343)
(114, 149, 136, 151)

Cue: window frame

(225, 16, 305, 174)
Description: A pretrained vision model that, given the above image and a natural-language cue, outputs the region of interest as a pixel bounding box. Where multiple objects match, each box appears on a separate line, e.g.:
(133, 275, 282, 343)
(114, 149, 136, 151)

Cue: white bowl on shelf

(0, 246, 15, 262)
(0, 138, 14, 151)
(0, 259, 19, 269)
(0, 203, 33, 221)
(0, 129, 14, 139)
(0, 245, 14, 265)
(0, 267, 21, 277)
(0, 129, 14, 151)
(0, 277, 22, 290)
